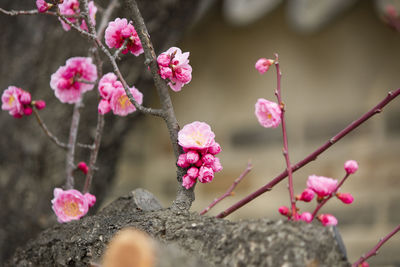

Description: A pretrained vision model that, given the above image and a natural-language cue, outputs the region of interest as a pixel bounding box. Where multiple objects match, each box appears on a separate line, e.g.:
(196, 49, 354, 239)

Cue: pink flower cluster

(50, 57, 97, 104)
(105, 18, 144, 56)
(2, 86, 32, 118)
(97, 73, 143, 116)
(177, 122, 222, 189)
(51, 188, 96, 223)
(255, 98, 282, 128)
(255, 58, 275, 74)
(279, 160, 358, 226)
(36, 0, 53, 13)
(157, 47, 192, 92)
(58, 0, 97, 32)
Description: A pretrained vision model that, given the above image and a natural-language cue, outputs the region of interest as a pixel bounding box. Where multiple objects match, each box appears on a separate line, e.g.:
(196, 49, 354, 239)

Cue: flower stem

(216, 88, 400, 218)
(200, 161, 252, 215)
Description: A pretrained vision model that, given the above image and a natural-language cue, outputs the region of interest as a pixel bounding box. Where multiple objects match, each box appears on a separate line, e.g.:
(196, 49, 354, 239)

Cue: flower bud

(23, 106, 33, 116)
(296, 188, 315, 202)
(318, 214, 338, 226)
(20, 91, 32, 105)
(300, 212, 313, 223)
(336, 193, 354, 204)
(186, 150, 199, 164)
(34, 100, 46, 110)
(278, 206, 290, 216)
(187, 167, 199, 179)
(77, 161, 89, 175)
(255, 58, 275, 74)
(84, 193, 96, 207)
(177, 154, 189, 168)
(202, 154, 215, 165)
(344, 160, 358, 174)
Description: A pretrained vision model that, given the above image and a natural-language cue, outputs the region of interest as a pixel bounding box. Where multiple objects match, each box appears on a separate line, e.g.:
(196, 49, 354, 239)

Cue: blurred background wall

(107, 1, 400, 266)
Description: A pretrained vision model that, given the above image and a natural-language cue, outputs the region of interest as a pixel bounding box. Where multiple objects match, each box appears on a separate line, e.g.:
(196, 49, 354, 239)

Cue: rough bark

(0, 0, 200, 262)
(9, 189, 350, 267)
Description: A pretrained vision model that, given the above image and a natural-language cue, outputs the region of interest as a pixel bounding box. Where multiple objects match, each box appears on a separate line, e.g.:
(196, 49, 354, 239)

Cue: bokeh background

(1, 0, 400, 265)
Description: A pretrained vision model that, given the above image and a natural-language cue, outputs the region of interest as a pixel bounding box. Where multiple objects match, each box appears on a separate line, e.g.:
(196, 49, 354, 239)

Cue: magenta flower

(34, 100, 46, 110)
(318, 214, 338, 226)
(109, 86, 143, 116)
(344, 160, 358, 174)
(185, 150, 200, 164)
(211, 157, 223, 173)
(296, 188, 315, 202)
(299, 212, 313, 223)
(50, 57, 97, 104)
(157, 47, 192, 92)
(306, 175, 338, 198)
(98, 73, 123, 101)
(336, 192, 354, 204)
(209, 142, 221, 155)
(51, 188, 89, 223)
(202, 154, 215, 165)
(255, 98, 282, 128)
(278, 206, 290, 216)
(255, 58, 274, 74)
(177, 154, 190, 168)
(77, 161, 89, 175)
(182, 174, 196, 189)
(36, 0, 53, 13)
(98, 99, 111, 115)
(178, 121, 215, 150)
(58, 0, 97, 32)
(1, 86, 34, 118)
(198, 166, 214, 183)
(105, 18, 143, 56)
(187, 167, 199, 179)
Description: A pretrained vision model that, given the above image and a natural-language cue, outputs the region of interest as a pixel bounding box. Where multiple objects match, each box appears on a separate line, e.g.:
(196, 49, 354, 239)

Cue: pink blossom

(344, 160, 358, 174)
(187, 167, 199, 179)
(198, 166, 214, 183)
(84, 193, 96, 208)
(306, 175, 338, 198)
(58, 0, 97, 32)
(278, 206, 290, 216)
(177, 154, 190, 168)
(202, 154, 215, 165)
(185, 150, 200, 164)
(98, 73, 123, 100)
(109, 86, 143, 116)
(182, 174, 196, 189)
(98, 99, 111, 115)
(255, 98, 282, 128)
(50, 57, 97, 104)
(296, 188, 315, 202)
(51, 188, 89, 223)
(318, 214, 338, 226)
(178, 121, 215, 150)
(157, 47, 192, 92)
(211, 157, 223, 173)
(36, 0, 53, 13)
(105, 18, 143, 56)
(360, 262, 370, 267)
(77, 161, 89, 174)
(255, 58, 274, 74)
(34, 100, 46, 110)
(19, 91, 31, 105)
(2, 86, 26, 118)
(209, 142, 221, 155)
(23, 106, 33, 116)
(300, 212, 313, 223)
(336, 193, 354, 204)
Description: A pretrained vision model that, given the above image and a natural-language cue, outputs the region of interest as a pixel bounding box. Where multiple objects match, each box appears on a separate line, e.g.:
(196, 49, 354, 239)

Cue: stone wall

(108, 2, 400, 266)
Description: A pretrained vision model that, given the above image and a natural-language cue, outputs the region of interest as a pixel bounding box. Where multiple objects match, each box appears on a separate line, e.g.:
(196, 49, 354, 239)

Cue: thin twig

(216, 88, 400, 218)
(0, 7, 80, 18)
(65, 100, 83, 189)
(113, 39, 129, 60)
(32, 108, 68, 149)
(273, 53, 297, 219)
(200, 162, 252, 215)
(311, 173, 350, 218)
(77, 143, 94, 149)
(352, 224, 400, 267)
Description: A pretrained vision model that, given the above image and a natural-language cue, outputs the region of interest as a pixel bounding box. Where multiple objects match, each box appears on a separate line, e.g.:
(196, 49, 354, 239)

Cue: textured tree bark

(8, 189, 350, 267)
(0, 0, 200, 262)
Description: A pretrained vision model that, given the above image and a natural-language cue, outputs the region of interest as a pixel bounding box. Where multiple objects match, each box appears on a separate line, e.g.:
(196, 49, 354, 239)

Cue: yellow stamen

(62, 201, 82, 217)
(119, 95, 131, 109)
(8, 95, 15, 105)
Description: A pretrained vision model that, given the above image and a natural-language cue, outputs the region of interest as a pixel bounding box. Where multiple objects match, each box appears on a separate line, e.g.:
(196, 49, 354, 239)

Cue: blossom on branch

(36, 0, 53, 13)
(58, 0, 97, 32)
(50, 57, 97, 104)
(178, 121, 215, 150)
(105, 18, 143, 56)
(255, 98, 282, 128)
(318, 214, 338, 226)
(157, 47, 192, 92)
(51, 188, 90, 223)
(1, 86, 33, 118)
(306, 175, 338, 198)
(255, 58, 274, 74)
(344, 160, 358, 174)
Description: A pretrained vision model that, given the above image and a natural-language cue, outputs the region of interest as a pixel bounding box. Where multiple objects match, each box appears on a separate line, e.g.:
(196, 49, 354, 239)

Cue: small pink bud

(36, 0, 53, 13)
(77, 161, 89, 175)
(23, 106, 33, 116)
(20, 91, 32, 105)
(211, 157, 223, 173)
(344, 160, 358, 174)
(84, 193, 96, 207)
(182, 174, 196, 189)
(300, 212, 313, 223)
(255, 58, 275, 74)
(198, 166, 214, 183)
(177, 154, 190, 168)
(278, 206, 290, 216)
(202, 154, 215, 165)
(187, 167, 199, 179)
(157, 53, 171, 67)
(360, 262, 369, 267)
(13, 113, 23, 119)
(318, 214, 338, 226)
(209, 142, 221, 155)
(296, 188, 315, 202)
(336, 193, 354, 204)
(34, 100, 46, 110)
(186, 150, 200, 164)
